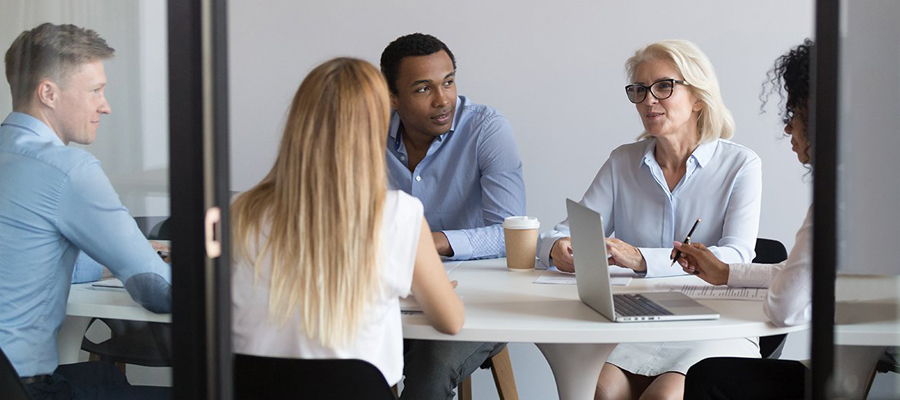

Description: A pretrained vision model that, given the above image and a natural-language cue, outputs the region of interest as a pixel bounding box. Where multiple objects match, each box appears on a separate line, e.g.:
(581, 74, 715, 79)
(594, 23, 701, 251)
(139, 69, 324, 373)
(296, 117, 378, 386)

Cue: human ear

(36, 80, 58, 109)
(692, 98, 704, 112)
(389, 93, 398, 110)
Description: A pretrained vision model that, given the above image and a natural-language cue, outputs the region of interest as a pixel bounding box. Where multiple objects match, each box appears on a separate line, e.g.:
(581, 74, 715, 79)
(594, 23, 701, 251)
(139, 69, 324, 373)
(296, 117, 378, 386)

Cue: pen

(671, 218, 701, 266)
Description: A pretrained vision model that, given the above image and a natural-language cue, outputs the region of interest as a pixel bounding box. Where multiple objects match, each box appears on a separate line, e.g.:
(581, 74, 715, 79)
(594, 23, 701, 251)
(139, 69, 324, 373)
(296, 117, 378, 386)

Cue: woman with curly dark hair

(677, 40, 813, 400)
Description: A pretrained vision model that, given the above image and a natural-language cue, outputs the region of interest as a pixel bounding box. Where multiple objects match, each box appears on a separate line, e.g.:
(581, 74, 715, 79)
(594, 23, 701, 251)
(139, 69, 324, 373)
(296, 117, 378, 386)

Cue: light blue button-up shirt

(0, 112, 171, 377)
(538, 138, 762, 277)
(387, 96, 526, 260)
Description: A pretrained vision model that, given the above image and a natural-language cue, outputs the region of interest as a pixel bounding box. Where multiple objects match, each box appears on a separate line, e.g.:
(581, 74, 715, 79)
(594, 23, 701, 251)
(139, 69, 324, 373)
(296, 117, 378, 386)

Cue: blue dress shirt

(386, 96, 526, 260)
(538, 138, 762, 277)
(0, 112, 171, 377)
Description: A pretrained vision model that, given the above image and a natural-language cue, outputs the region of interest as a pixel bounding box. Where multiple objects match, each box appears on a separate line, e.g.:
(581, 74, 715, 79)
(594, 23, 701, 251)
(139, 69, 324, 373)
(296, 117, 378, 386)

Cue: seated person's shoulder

(714, 139, 761, 164)
(457, 98, 508, 131)
(12, 134, 99, 174)
(608, 140, 653, 163)
(386, 189, 424, 213)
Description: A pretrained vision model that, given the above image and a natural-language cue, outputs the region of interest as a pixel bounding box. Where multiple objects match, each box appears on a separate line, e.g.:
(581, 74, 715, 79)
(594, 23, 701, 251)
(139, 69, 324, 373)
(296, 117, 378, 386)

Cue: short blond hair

(626, 39, 734, 143)
(5, 23, 114, 110)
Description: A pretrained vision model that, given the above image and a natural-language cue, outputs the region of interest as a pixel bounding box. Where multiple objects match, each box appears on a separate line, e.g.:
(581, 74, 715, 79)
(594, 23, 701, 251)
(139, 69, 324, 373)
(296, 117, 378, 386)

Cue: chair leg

(489, 346, 519, 400)
(459, 375, 473, 400)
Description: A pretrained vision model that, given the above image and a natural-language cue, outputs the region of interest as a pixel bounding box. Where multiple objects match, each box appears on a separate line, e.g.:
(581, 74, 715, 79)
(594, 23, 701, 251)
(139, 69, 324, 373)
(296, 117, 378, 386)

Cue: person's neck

(18, 104, 67, 145)
(654, 133, 699, 170)
(401, 124, 439, 152)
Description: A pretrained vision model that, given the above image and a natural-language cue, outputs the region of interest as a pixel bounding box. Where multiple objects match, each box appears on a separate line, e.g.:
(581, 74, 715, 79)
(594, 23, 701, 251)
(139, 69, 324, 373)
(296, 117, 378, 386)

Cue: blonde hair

(231, 58, 390, 349)
(625, 39, 735, 143)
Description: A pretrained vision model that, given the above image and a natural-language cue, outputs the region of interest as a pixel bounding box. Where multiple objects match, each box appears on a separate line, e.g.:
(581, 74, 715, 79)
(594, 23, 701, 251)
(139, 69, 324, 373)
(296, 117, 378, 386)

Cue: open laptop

(566, 199, 720, 322)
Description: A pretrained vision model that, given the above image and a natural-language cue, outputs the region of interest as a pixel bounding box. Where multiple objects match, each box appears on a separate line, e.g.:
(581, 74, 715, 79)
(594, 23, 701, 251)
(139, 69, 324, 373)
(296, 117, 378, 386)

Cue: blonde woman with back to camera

(230, 58, 464, 388)
(537, 40, 762, 400)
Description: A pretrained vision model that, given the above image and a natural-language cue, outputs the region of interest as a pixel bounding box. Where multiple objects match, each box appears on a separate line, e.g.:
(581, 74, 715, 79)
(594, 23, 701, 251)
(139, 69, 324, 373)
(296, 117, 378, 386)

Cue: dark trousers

(26, 361, 170, 400)
(400, 339, 506, 400)
(684, 357, 807, 400)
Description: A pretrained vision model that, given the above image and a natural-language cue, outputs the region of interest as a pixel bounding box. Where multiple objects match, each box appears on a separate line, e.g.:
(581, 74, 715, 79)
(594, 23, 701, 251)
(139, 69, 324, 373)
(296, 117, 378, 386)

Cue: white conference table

(402, 259, 808, 400)
(61, 259, 808, 399)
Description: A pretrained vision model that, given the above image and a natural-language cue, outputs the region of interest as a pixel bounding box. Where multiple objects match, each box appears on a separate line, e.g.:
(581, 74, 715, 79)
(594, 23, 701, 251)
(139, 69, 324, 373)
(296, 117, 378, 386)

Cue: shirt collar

(640, 138, 718, 168)
(690, 139, 718, 168)
(1, 112, 64, 146)
(388, 96, 462, 149)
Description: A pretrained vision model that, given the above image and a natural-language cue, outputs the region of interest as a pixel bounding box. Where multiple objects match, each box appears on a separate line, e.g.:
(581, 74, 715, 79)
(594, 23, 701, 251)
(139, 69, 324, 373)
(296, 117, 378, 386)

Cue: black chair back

(234, 355, 397, 400)
(0, 346, 33, 400)
(753, 238, 790, 359)
(753, 238, 788, 264)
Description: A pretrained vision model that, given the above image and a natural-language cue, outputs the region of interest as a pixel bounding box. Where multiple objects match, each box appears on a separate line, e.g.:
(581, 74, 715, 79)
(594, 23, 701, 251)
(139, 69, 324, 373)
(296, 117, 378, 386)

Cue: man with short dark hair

(381, 33, 526, 400)
(0, 23, 171, 399)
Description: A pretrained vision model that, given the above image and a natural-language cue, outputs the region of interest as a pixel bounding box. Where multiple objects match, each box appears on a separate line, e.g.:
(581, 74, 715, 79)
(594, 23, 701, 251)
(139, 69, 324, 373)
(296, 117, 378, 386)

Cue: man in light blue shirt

(0, 23, 170, 399)
(381, 33, 525, 400)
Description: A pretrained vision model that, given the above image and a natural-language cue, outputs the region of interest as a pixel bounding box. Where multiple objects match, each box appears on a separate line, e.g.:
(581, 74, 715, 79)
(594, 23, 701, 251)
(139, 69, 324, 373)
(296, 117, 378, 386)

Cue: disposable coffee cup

(503, 216, 540, 271)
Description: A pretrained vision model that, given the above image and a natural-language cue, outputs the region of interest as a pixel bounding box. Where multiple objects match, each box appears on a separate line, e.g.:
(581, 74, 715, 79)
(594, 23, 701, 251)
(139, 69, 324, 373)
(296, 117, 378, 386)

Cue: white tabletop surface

(402, 258, 807, 343)
(834, 274, 900, 346)
(66, 282, 171, 323)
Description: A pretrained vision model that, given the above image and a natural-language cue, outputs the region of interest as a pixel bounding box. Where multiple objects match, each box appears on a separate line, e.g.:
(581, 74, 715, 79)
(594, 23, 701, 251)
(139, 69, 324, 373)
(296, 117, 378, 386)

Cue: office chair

(0, 345, 33, 400)
(458, 345, 519, 400)
(81, 217, 172, 374)
(233, 355, 397, 400)
(753, 238, 789, 359)
(81, 319, 171, 374)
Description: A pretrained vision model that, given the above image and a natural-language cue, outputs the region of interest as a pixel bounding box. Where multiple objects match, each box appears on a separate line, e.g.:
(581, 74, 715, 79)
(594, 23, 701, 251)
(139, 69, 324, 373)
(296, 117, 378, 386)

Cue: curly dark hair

(761, 39, 812, 126)
(380, 33, 456, 94)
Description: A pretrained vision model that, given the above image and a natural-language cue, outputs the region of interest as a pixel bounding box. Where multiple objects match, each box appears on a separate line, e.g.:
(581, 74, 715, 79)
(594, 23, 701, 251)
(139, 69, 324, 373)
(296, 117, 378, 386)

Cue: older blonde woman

(537, 40, 762, 399)
(230, 58, 464, 387)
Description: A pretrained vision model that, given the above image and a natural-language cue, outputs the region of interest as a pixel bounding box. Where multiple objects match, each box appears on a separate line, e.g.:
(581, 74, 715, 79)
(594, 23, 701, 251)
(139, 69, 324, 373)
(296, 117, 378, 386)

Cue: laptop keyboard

(614, 294, 673, 317)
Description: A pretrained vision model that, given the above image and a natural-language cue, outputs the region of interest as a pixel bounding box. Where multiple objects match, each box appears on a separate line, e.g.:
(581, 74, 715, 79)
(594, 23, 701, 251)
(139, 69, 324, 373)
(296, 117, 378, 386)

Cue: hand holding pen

(670, 218, 701, 267)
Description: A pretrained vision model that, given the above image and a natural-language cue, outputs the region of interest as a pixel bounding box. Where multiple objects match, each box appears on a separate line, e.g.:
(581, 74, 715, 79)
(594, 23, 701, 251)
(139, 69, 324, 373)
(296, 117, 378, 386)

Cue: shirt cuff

(639, 247, 689, 278)
(442, 229, 473, 261)
(538, 232, 567, 268)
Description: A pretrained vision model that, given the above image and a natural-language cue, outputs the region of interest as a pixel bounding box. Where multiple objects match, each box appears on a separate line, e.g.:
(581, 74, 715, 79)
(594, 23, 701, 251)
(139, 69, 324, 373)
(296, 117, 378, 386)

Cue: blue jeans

(401, 340, 506, 400)
(26, 361, 170, 400)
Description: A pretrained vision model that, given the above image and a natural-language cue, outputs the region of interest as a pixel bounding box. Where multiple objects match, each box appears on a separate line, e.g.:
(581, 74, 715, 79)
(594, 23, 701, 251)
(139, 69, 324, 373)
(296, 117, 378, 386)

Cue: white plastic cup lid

(503, 216, 540, 229)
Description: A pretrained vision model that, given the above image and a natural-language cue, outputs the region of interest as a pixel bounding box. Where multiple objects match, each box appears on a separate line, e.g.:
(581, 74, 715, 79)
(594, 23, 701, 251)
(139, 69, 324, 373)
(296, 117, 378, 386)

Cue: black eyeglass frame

(624, 79, 691, 104)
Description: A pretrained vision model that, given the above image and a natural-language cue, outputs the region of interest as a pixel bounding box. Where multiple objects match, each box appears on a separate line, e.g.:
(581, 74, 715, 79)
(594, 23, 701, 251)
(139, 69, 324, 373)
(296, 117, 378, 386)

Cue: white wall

(228, 1, 815, 398)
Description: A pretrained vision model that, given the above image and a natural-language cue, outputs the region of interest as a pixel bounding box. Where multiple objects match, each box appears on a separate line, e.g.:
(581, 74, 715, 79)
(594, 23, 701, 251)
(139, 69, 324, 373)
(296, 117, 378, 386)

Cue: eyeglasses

(624, 79, 690, 104)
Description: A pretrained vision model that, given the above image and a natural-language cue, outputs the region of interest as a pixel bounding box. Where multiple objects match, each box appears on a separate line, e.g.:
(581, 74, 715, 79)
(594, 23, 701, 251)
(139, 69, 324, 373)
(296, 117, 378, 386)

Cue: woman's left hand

(605, 238, 647, 272)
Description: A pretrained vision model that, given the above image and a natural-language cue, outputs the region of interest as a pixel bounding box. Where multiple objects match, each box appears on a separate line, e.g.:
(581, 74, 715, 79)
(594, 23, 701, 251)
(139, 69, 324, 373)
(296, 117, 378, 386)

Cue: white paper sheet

(674, 285, 768, 301)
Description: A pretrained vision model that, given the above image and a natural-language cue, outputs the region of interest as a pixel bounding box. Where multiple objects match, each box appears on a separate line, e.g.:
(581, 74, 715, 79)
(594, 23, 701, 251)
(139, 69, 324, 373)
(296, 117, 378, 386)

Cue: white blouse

(539, 138, 762, 277)
(728, 205, 813, 326)
(231, 190, 423, 385)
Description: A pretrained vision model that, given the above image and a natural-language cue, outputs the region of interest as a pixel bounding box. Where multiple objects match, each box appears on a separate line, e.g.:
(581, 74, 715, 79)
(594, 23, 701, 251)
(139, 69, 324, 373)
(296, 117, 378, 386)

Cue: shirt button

(415, 175, 422, 182)
(400, 155, 406, 160)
